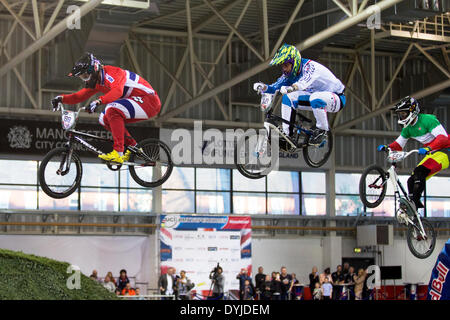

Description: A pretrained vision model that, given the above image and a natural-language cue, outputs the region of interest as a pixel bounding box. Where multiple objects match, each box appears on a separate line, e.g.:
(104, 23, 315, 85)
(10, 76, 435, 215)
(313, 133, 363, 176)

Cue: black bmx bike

(39, 103, 173, 199)
(235, 90, 333, 179)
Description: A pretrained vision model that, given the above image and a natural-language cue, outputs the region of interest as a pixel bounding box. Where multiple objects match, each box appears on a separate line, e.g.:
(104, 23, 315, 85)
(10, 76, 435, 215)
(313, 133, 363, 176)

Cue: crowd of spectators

(89, 269, 143, 298)
(245, 263, 369, 300)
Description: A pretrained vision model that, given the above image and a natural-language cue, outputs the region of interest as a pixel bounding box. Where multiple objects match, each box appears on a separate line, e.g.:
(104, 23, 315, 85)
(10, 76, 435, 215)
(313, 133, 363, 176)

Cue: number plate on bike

(387, 151, 406, 163)
(62, 110, 76, 130)
(260, 93, 274, 112)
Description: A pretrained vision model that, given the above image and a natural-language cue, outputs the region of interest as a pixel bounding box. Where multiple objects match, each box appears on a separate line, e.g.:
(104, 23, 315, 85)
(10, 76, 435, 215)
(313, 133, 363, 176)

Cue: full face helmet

(392, 96, 420, 127)
(269, 44, 302, 78)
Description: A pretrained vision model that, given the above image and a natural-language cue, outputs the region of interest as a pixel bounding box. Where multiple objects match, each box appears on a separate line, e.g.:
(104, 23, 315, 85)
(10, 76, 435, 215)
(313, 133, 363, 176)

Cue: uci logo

(161, 215, 180, 228)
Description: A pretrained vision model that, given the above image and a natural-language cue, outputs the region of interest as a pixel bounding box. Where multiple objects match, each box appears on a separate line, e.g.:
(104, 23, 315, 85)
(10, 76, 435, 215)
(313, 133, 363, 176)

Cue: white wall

(0, 234, 156, 290)
(252, 237, 324, 284)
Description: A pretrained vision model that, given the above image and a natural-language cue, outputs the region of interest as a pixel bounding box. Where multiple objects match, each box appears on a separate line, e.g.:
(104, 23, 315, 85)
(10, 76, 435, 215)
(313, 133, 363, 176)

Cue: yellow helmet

(270, 44, 302, 77)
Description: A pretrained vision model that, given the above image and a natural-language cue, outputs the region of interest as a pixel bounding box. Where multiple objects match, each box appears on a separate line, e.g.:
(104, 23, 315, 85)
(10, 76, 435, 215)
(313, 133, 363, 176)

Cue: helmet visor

(396, 110, 409, 120)
(79, 73, 91, 82)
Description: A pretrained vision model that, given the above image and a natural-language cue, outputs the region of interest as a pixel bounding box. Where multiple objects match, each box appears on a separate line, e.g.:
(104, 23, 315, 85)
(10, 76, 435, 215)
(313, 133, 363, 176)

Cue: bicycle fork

(389, 167, 427, 238)
(57, 147, 74, 176)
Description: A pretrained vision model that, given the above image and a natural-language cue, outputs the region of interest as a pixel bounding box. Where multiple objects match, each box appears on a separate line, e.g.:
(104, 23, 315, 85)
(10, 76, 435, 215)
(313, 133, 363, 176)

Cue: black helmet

(68, 53, 102, 88)
(392, 96, 420, 127)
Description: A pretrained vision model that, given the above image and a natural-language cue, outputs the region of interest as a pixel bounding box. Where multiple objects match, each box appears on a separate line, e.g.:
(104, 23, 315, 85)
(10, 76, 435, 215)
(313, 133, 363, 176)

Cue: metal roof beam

(0, 0, 103, 78)
(155, 0, 403, 123)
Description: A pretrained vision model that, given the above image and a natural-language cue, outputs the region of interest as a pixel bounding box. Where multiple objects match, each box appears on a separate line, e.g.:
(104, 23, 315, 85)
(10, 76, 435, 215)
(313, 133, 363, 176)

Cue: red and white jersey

(61, 65, 157, 105)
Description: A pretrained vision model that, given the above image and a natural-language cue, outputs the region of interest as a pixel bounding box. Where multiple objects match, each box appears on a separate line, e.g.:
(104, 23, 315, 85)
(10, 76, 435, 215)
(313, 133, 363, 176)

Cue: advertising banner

(0, 118, 158, 159)
(159, 215, 252, 297)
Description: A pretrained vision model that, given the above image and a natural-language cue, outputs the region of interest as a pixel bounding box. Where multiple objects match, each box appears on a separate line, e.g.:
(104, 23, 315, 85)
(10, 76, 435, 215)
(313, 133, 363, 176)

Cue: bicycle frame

(55, 103, 151, 167)
(259, 91, 314, 150)
(386, 150, 427, 237)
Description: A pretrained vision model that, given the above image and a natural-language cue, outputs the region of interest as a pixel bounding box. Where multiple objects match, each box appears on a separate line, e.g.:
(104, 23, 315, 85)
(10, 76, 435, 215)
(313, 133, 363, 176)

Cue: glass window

(120, 189, 152, 212)
(366, 196, 395, 217)
(267, 171, 299, 193)
(232, 170, 265, 192)
(335, 195, 364, 216)
(196, 192, 231, 214)
(301, 172, 326, 194)
(268, 193, 299, 215)
(0, 160, 37, 184)
(336, 173, 361, 194)
(120, 169, 142, 189)
(163, 167, 195, 190)
(39, 191, 78, 210)
(386, 175, 409, 196)
(302, 194, 326, 215)
(80, 188, 119, 211)
(233, 192, 266, 214)
(162, 190, 195, 213)
(426, 177, 450, 197)
(196, 168, 230, 191)
(0, 185, 37, 209)
(81, 163, 119, 187)
(426, 197, 450, 218)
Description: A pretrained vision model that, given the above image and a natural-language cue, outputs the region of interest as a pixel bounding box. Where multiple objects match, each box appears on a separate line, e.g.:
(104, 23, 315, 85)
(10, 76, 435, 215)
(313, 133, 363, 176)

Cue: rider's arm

(61, 88, 97, 104)
(292, 62, 320, 92)
(425, 124, 449, 151)
(389, 133, 409, 151)
(97, 69, 127, 105)
(265, 75, 289, 94)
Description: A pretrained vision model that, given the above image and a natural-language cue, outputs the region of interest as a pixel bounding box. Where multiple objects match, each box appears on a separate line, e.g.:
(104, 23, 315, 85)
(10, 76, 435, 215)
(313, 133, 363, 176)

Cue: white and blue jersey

(264, 58, 345, 97)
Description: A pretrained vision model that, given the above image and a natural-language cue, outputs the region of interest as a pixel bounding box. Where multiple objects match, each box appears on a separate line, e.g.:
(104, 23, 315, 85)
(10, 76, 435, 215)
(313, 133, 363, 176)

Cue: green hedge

(0, 248, 118, 300)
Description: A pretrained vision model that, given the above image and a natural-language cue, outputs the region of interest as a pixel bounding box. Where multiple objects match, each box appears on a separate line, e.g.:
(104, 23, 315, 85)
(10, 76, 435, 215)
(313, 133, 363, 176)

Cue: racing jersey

(389, 113, 450, 151)
(61, 65, 156, 105)
(427, 239, 450, 300)
(264, 58, 345, 95)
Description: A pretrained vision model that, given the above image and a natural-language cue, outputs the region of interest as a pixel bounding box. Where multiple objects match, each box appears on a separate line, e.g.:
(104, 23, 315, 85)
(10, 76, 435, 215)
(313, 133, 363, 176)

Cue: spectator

(243, 279, 255, 300)
(309, 266, 320, 296)
(106, 271, 116, 287)
(117, 269, 130, 292)
(236, 268, 253, 300)
(313, 282, 322, 300)
(261, 274, 272, 300)
(279, 267, 292, 300)
(271, 272, 282, 300)
(332, 265, 345, 300)
(354, 268, 367, 300)
(115, 288, 121, 296)
(209, 266, 224, 300)
(172, 267, 180, 299)
(289, 273, 300, 300)
(322, 277, 333, 300)
(177, 270, 194, 300)
(320, 268, 332, 285)
(134, 288, 145, 300)
(121, 283, 136, 296)
(103, 275, 116, 293)
(254, 266, 266, 299)
(158, 267, 176, 299)
(345, 266, 356, 300)
(89, 270, 99, 282)
(342, 262, 350, 276)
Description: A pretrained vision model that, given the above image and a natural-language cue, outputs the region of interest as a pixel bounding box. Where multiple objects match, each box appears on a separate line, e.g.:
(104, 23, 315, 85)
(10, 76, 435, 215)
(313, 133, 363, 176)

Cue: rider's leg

(408, 151, 450, 209)
(308, 92, 342, 144)
(281, 91, 311, 136)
